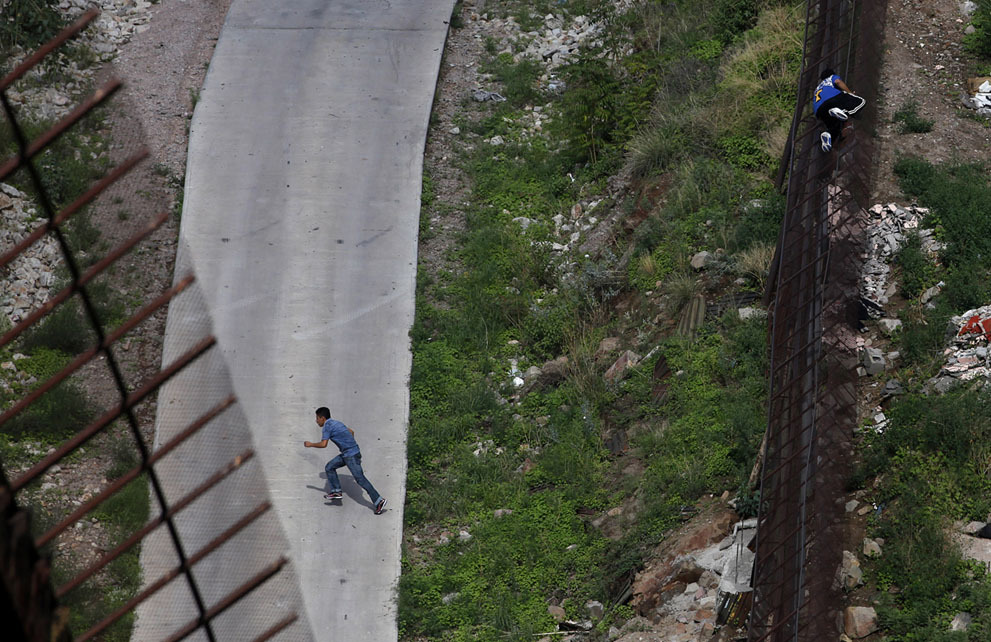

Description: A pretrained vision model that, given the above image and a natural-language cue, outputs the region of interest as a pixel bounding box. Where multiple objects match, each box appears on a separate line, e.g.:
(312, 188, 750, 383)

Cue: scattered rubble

(0, 183, 61, 324)
(835, 550, 864, 591)
(924, 305, 991, 393)
(964, 76, 991, 117)
(860, 203, 943, 315)
(5, 0, 158, 122)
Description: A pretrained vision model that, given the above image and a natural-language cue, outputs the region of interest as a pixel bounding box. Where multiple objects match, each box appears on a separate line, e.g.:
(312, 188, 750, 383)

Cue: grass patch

(52, 475, 150, 642)
(401, 2, 788, 638)
(0, 378, 94, 439)
(964, 0, 991, 58)
(0, 0, 65, 51)
(894, 157, 991, 308)
(860, 390, 991, 637)
(892, 100, 935, 134)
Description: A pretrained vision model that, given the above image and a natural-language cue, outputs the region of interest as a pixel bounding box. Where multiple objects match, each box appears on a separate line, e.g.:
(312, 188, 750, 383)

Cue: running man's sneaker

(324, 491, 343, 500)
(828, 107, 849, 121)
(820, 132, 832, 152)
(374, 498, 387, 515)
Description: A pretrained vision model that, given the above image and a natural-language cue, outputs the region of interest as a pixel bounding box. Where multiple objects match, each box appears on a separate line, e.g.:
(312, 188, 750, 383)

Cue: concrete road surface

(153, 0, 455, 639)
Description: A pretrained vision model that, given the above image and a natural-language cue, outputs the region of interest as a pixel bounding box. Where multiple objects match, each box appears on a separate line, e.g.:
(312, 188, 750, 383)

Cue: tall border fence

(749, 0, 889, 639)
(1, 13, 309, 641)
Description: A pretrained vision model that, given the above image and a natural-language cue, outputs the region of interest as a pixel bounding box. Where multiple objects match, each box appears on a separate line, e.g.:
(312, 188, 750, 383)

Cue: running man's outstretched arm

(304, 439, 329, 448)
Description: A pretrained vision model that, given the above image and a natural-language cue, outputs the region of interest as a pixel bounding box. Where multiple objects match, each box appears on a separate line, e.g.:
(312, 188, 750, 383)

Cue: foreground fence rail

(749, 0, 889, 639)
(1, 13, 309, 641)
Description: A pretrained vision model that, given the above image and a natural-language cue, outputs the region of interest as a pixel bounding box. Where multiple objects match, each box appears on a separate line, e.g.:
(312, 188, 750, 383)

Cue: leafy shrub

(689, 38, 723, 61)
(711, 0, 766, 44)
(893, 101, 935, 134)
(0, 378, 94, 439)
(731, 193, 783, 251)
(895, 232, 938, 298)
(106, 434, 141, 481)
(482, 54, 542, 107)
(629, 249, 677, 291)
(15, 347, 70, 381)
(19, 298, 95, 355)
(894, 158, 991, 307)
(718, 133, 771, 170)
(964, 0, 991, 57)
(521, 291, 579, 359)
(552, 53, 624, 164)
(896, 306, 953, 369)
(0, 0, 65, 50)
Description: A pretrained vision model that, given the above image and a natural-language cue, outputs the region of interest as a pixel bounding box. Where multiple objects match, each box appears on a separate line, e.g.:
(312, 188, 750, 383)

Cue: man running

(303, 407, 387, 515)
(813, 68, 866, 152)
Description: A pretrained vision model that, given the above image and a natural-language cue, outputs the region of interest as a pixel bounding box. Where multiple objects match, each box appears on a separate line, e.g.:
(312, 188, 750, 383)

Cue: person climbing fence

(813, 68, 866, 152)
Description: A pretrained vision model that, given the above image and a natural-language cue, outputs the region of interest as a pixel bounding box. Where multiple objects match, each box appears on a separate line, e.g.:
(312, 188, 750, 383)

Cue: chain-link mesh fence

(1, 11, 310, 641)
(748, 1, 889, 640)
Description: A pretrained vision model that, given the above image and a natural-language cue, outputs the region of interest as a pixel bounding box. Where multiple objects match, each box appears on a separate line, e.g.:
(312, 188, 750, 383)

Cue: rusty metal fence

(1, 12, 309, 641)
(748, 0, 889, 640)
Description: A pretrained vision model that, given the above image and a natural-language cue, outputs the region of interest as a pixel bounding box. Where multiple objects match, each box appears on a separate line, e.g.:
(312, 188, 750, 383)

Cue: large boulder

(605, 350, 640, 383)
(843, 606, 878, 638)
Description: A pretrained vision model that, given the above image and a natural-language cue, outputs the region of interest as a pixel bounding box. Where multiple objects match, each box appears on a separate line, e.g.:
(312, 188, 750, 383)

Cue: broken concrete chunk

(881, 379, 904, 398)
(878, 318, 902, 335)
(951, 612, 972, 632)
(860, 347, 885, 376)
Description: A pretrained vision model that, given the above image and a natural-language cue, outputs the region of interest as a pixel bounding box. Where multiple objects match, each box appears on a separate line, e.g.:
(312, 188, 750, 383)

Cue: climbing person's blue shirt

(322, 419, 360, 456)
(813, 74, 842, 113)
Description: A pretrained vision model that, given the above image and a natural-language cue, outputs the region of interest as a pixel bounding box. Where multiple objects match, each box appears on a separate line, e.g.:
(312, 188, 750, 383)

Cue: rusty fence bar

(748, 0, 889, 640)
(1, 13, 309, 642)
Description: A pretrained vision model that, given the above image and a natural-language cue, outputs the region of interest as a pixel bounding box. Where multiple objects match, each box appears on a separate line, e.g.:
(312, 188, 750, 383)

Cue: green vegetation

(52, 473, 150, 642)
(860, 390, 991, 640)
(1, 20, 147, 642)
(851, 156, 991, 638)
(402, 1, 794, 639)
(965, 0, 991, 58)
(0, 0, 65, 51)
(895, 232, 938, 299)
(892, 100, 935, 134)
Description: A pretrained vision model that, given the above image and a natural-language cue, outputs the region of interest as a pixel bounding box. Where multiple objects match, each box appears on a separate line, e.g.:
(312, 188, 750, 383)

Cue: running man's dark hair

(820, 68, 835, 80)
(316, 407, 331, 420)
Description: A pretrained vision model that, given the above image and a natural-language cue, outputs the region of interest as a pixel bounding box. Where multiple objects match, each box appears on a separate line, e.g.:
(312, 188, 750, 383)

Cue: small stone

(690, 251, 713, 270)
(846, 500, 859, 513)
(878, 318, 902, 335)
(585, 600, 603, 619)
(738, 306, 766, 320)
(858, 504, 873, 516)
(863, 538, 882, 557)
(951, 612, 973, 632)
(493, 508, 514, 518)
(449, 126, 460, 135)
(548, 605, 566, 621)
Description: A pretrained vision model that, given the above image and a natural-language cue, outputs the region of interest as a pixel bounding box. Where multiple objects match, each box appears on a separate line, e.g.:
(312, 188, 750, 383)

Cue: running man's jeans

(325, 453, 382, 504)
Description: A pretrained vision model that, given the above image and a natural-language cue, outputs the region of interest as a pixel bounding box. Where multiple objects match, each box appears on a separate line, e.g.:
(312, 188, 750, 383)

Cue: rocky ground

(2, 0, 230, 597)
